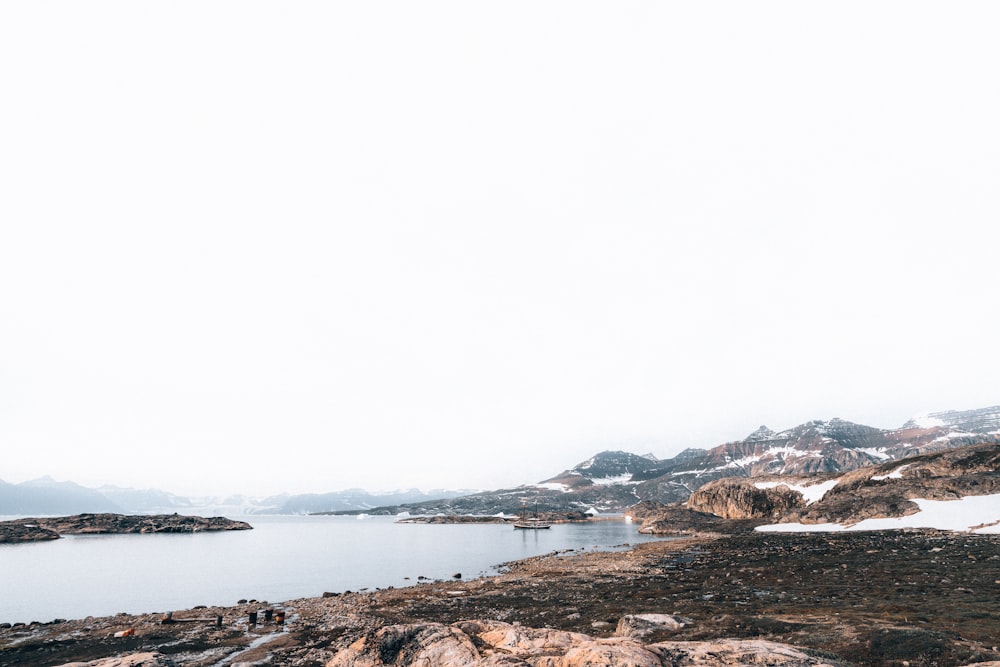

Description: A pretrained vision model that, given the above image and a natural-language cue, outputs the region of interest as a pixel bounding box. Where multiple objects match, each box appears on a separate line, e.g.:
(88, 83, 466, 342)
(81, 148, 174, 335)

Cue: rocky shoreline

(0, 514, 252, 544)
(4, 526, 1000, 666)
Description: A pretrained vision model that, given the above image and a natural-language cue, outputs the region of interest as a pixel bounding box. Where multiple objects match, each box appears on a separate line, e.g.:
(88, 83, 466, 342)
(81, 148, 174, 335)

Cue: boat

(513, 499, 551, 530)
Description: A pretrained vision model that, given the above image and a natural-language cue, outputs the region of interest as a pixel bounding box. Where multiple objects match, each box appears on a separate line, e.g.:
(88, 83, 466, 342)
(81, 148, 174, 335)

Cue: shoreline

(5, 529, 1000, 666)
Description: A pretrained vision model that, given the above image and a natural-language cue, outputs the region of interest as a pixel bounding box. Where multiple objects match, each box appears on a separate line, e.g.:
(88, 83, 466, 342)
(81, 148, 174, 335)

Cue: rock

(560, 637, 664, 667)
(687, 479, 806, 519)
(615, 613, 688, 639)
(53, 652, 172, 666)
(327, 623, 482, 667)
(324, 621, 843, 667)
(651, 638, 842, 666)
(0, 522, 60, 544)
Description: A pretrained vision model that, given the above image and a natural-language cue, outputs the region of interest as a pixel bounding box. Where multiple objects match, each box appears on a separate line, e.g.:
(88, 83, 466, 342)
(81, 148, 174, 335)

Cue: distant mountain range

(4, 404, 998, 517)
(0, 477, 475, 516)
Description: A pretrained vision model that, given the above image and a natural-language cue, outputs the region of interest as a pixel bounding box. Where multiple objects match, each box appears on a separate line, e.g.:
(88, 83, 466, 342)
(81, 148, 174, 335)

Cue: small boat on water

(513, 499, 550, 530)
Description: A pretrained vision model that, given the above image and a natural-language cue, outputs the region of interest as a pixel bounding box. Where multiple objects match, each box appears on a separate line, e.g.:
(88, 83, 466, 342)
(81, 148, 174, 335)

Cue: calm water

(0, 515, 661, 624)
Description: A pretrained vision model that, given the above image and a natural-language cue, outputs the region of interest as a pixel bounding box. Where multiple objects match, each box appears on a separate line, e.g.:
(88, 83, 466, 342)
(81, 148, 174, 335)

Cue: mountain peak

(745, 426, 777, 441)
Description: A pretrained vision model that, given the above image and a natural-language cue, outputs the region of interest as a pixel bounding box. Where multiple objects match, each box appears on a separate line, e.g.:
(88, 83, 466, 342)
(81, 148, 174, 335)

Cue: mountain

(261, 488, 477, 514)
(0, 477, 123, 515)
(349, 405, 1000, 516)
(6, 405, 998, 517)
(96, 485, 193, 514)
(0, 478, 477, 516)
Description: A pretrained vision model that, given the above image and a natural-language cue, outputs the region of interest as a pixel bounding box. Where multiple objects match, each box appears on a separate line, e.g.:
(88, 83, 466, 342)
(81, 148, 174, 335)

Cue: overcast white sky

(1, 2, 998, 497)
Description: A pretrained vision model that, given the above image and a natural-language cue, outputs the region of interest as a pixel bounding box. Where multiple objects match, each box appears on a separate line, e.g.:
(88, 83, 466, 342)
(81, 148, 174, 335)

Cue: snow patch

(754, 479, 840, 505)
(910, 414, 946, 429)
(933, 431, 975, 442)
(872, 464, 911, 481)
(756, 493, 1000, 534)
(719, 454, 763, 470)
(534, 482, 570, 492)
(856, 447, 892, 461)
(763, 446, 822, 459)
(590, 474, 633, 486)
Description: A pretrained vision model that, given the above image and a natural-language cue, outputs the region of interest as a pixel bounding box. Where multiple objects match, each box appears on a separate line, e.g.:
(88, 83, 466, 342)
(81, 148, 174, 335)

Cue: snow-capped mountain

(354, 405, 1000, 515)
(631, 406, 1000, 505)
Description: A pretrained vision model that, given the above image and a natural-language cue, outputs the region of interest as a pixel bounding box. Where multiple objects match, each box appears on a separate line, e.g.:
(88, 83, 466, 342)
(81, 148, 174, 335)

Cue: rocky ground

(3, 527, 1000, 666)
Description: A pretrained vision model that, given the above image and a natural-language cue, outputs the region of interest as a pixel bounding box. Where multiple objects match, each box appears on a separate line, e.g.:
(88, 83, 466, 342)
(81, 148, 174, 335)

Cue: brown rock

(324, 621, 843, 667)
(687, 479, 806, 519)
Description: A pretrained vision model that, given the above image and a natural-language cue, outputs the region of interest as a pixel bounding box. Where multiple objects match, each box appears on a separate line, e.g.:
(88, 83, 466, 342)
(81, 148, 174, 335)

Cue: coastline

(4, 529, 1000, 666)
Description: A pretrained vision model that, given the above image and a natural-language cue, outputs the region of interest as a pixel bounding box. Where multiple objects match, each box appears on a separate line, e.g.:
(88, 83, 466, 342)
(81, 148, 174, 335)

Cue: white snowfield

(590, 473, 634, 486)
(533, 482, 570, 492)
(909, 414, 947, 429)
(757, 493, 1000, 534)
(754, 479, 839, 505)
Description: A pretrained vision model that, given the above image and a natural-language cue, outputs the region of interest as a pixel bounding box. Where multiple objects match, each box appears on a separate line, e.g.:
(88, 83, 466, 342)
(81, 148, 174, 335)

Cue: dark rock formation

(0, 523, 60, 544)
(686, 479, 806, 519)
(626, 502, 765, 535)
(0, 513, 251, 539)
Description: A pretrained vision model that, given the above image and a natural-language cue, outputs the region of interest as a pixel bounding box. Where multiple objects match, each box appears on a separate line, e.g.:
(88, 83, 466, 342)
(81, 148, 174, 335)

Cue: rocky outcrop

(786, 442, 1000, 525)
(325, 620, 844, 666)
(686, 479, 806, 519)
(1, 513, 251, 538)
(0, 522, 60, 544)
(625, 503, 764, 536)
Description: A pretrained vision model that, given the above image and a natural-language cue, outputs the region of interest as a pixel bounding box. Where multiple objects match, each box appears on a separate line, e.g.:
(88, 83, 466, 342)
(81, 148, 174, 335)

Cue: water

(0, 515, 661, 624)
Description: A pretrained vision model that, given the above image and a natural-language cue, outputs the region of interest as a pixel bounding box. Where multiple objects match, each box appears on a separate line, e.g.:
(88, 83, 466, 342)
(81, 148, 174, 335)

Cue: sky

(1, 2, 998, 498)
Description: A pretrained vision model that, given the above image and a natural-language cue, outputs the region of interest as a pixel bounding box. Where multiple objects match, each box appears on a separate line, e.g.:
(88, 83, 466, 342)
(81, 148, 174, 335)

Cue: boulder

(687, 479, 806, 519)
(615, 614, 688, 639)
(328, 624, 483, 667)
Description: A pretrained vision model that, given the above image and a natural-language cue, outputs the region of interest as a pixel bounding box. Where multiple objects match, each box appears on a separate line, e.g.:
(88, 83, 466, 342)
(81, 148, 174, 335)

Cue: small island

(0, 513, 251, 544)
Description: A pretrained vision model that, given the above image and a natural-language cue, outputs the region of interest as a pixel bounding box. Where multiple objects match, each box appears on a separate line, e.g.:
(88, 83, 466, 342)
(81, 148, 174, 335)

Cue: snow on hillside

(533, 482, 570, 492)
(871, 464, 911, 481)
(909, 414, 947, 428)
(591, 474, 633, 486)
(855, 447, 892, 460)
(754, 479, 840, 505)
(756, 493, 1000, 534)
